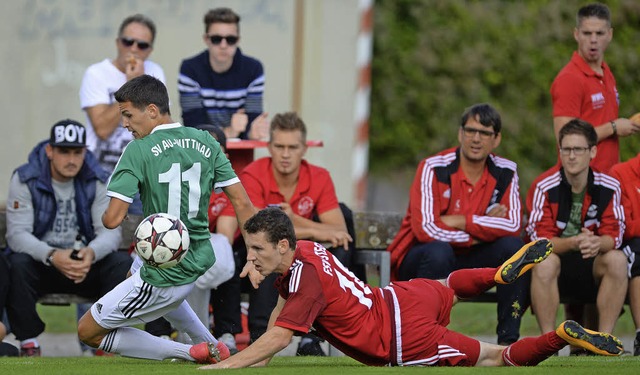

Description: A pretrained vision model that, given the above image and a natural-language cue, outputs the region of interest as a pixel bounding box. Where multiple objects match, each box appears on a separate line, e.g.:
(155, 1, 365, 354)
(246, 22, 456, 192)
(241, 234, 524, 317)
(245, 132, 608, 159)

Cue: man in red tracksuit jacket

(387, 103, 525, 345)
(609, 153, 640, 356)
(526, 119, 626, 346)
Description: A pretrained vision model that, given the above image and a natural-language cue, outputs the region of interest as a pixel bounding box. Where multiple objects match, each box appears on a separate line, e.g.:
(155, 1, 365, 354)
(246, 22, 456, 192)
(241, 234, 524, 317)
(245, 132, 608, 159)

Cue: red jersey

(551, 51, 620, 172)
(609, 154, 640, 240)
(525, 165, 624, 248)
(275, 240, 474, 366)
(220, 157, 339, 218)
(387, 148, 522, 279)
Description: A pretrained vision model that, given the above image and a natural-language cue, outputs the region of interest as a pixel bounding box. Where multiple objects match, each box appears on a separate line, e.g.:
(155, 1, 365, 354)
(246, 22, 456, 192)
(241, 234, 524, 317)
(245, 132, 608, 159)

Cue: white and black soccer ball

(134, 213, 190, 269)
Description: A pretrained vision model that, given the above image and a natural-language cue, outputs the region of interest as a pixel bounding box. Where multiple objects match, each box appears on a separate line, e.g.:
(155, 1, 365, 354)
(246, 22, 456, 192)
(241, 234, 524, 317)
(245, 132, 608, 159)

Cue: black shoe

(634, 334, 640, 356)
(0, 342, 19, 357)
(296, 339, 326, 356)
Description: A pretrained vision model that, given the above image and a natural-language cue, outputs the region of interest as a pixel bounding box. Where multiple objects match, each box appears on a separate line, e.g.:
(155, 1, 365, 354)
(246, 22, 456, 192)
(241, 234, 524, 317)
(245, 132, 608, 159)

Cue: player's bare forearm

(224, 184, 258, 231)
(102, 198, 130, 229)
(200, 326, 293, 369)
(85, 104, 122, 140)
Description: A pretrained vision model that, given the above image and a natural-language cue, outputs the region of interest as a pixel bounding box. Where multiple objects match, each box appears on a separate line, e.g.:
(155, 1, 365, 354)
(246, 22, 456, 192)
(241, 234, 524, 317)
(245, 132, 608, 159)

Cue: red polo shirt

(220, 157, 339, 219)
(551, 51, 620, 172)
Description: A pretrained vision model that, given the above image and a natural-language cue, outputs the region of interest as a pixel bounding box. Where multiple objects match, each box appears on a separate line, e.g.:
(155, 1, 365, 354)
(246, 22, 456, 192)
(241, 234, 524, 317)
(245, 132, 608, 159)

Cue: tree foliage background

(370, 0, 640, 197)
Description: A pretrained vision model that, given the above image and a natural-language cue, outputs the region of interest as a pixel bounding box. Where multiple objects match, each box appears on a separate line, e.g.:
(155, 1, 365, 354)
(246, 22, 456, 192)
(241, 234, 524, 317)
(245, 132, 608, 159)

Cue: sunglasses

(208, 34, 239, 46)
(119, 37, 152, 50)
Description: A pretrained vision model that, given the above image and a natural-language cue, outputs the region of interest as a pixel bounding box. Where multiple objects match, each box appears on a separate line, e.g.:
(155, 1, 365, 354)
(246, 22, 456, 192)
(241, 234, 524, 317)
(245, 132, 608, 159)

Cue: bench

(0, 211, 398, 305)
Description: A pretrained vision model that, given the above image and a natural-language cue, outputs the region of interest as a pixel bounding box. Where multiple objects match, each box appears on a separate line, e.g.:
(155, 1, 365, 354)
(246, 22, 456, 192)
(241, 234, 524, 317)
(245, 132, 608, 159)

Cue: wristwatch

(45, 249, 57, 266)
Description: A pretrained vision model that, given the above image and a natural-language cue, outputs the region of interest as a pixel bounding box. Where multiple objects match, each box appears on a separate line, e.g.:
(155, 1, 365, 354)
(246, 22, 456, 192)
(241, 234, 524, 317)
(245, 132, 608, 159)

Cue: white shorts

(91, 271, 194, 330)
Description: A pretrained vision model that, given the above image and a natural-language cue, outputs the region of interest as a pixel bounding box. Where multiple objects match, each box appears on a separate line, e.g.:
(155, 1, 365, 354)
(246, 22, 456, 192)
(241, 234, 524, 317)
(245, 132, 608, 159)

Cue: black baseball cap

(49, 119, 86, 148)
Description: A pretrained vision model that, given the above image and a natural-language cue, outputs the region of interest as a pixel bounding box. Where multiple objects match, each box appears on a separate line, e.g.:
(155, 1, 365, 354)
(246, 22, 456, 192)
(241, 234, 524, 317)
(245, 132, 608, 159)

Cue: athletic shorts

(383, 279, 480, 366)
(90, 271, 194, 330)
(558, 252, 597, 303)
(621, 238, 640, 278)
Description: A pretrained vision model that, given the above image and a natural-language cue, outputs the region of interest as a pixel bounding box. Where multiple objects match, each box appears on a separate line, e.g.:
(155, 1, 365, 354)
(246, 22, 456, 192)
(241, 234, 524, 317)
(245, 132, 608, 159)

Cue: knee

(408, 241, 455, 277)
(532, 254, 560, 282)
(495, 236, 525, 258)
(77, 312, 104, 348)
(600, 250, 628, 279)
(8, 252, 34, 273)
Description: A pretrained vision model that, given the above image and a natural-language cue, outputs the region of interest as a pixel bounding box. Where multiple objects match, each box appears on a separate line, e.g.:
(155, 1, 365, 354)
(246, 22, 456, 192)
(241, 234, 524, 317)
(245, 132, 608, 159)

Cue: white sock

(99, 327, 195, 361)
(20, 338, 39, 347)
(164, 300, 218, 345)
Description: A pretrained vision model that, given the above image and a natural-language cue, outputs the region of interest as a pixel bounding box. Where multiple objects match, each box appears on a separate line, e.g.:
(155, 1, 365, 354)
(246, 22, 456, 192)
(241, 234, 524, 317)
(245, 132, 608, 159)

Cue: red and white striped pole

(353, 0, 373, 210)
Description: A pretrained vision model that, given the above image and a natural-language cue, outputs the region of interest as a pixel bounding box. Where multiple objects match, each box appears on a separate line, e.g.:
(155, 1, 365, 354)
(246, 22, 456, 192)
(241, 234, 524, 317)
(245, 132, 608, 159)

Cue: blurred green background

(369, 0, 640, 199)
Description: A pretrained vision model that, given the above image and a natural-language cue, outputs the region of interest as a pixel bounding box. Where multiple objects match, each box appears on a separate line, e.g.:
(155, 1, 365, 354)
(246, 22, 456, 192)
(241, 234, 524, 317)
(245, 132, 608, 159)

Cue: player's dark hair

(577, 3, 611, 28)
(244, 207, 297, 249)
(119, 14, 157, 42)
(204, 8, 240, 33)
(460, 103, 502, 134)
(558, 119, 598, 148)
(114, 74, 170, 115)
(269, 112, 307, 143)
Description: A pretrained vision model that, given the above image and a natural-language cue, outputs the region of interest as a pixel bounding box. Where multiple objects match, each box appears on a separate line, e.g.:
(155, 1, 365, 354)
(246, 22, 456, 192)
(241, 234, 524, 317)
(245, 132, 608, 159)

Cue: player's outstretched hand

(240, 261, 265, 289)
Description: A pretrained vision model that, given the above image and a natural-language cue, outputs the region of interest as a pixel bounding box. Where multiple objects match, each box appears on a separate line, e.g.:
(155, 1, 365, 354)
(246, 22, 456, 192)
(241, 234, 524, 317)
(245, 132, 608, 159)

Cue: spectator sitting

(387, 103, 527, 345)
(178, 7, 269, 140)
(608, 152, 640, 356)
(526, 119, 627, 348)
(215, 112, 355, 355)
(5, 120, 130, 357)
(0, 252, 19, 357)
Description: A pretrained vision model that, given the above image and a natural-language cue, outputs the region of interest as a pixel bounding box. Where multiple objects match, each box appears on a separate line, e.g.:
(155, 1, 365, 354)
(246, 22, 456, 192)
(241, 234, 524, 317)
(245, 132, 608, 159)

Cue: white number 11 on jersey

(158, 162, 201, 219)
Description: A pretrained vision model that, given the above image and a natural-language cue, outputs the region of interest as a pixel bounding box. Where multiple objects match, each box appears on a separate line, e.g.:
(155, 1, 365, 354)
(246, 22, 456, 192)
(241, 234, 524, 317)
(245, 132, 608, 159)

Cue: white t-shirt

(79, 58, 166, 172)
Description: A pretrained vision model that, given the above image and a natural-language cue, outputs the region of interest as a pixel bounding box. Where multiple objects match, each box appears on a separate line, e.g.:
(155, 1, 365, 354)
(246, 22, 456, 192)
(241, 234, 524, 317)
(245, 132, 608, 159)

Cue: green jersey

(107, 123, 239, 286)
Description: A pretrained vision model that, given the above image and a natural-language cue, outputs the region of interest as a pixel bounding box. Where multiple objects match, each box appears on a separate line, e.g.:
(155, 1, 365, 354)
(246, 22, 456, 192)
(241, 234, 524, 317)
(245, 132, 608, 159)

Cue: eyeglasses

(208, 35, 239, 46)
(119, 37, 152, 50)
(461, 126, 495, 139)
(559, 146, 590, 156)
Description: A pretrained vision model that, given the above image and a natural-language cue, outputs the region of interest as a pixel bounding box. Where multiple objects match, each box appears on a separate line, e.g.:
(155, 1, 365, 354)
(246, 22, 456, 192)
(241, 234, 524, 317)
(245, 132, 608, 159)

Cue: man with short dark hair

(388, 103, 526, 345)
(200, 208, 623, 369)
(178, 7, 268, 140)
(551, 2, 640, 172)
(527, 119, 627, 340)
(6, 120, 129, 357)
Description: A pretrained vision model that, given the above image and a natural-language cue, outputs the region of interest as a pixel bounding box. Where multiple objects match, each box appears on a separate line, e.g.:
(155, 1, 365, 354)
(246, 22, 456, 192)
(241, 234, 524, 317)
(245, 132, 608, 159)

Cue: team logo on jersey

(443, 188, 451, 199)
(209, 196, 228, 219)
(297, 196, 315, 216)
(586, 203, 598, 219)
(591, 92, 605, 109)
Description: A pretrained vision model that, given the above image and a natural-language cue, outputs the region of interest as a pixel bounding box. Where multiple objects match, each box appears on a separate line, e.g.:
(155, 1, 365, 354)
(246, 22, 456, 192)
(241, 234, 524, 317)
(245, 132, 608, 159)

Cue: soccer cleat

(634, 333, 640, 356)
(20, 342, 41, 357)
(556, 320, 624, 356)
(494, 239, 552, 284)
(189, 341, 230, 364)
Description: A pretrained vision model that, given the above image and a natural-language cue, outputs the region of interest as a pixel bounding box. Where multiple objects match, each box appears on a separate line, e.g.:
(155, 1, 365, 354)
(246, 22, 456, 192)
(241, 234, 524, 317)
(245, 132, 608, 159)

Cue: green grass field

(4, 301, 633, 374)
(1, 355, 639, 375)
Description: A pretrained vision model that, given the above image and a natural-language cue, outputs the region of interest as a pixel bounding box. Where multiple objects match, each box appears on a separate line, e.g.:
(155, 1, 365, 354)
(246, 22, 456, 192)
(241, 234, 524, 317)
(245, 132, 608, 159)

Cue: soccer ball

(134, 213, 190, 269)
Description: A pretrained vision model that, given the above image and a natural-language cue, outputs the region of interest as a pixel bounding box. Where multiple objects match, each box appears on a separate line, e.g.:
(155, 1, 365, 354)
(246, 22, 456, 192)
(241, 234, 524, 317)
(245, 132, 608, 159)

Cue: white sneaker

(217, 333, 238, 354)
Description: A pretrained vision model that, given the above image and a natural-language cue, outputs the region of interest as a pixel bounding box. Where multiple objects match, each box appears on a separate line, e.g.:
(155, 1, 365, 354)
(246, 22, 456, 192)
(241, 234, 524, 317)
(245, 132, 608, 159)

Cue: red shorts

(383, 279, 480, 366)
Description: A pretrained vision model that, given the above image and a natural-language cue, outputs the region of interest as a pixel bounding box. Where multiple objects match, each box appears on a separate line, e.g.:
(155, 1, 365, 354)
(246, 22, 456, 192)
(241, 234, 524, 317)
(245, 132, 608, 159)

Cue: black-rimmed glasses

(461, 126, 495, 139)
(559, 146, 590, 156)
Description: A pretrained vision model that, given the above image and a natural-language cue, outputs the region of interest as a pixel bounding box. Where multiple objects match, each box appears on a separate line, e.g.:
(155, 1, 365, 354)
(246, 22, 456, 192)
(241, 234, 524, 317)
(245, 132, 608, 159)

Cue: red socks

(446, 268, 496, 299)
(502, 331, 565, 366)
